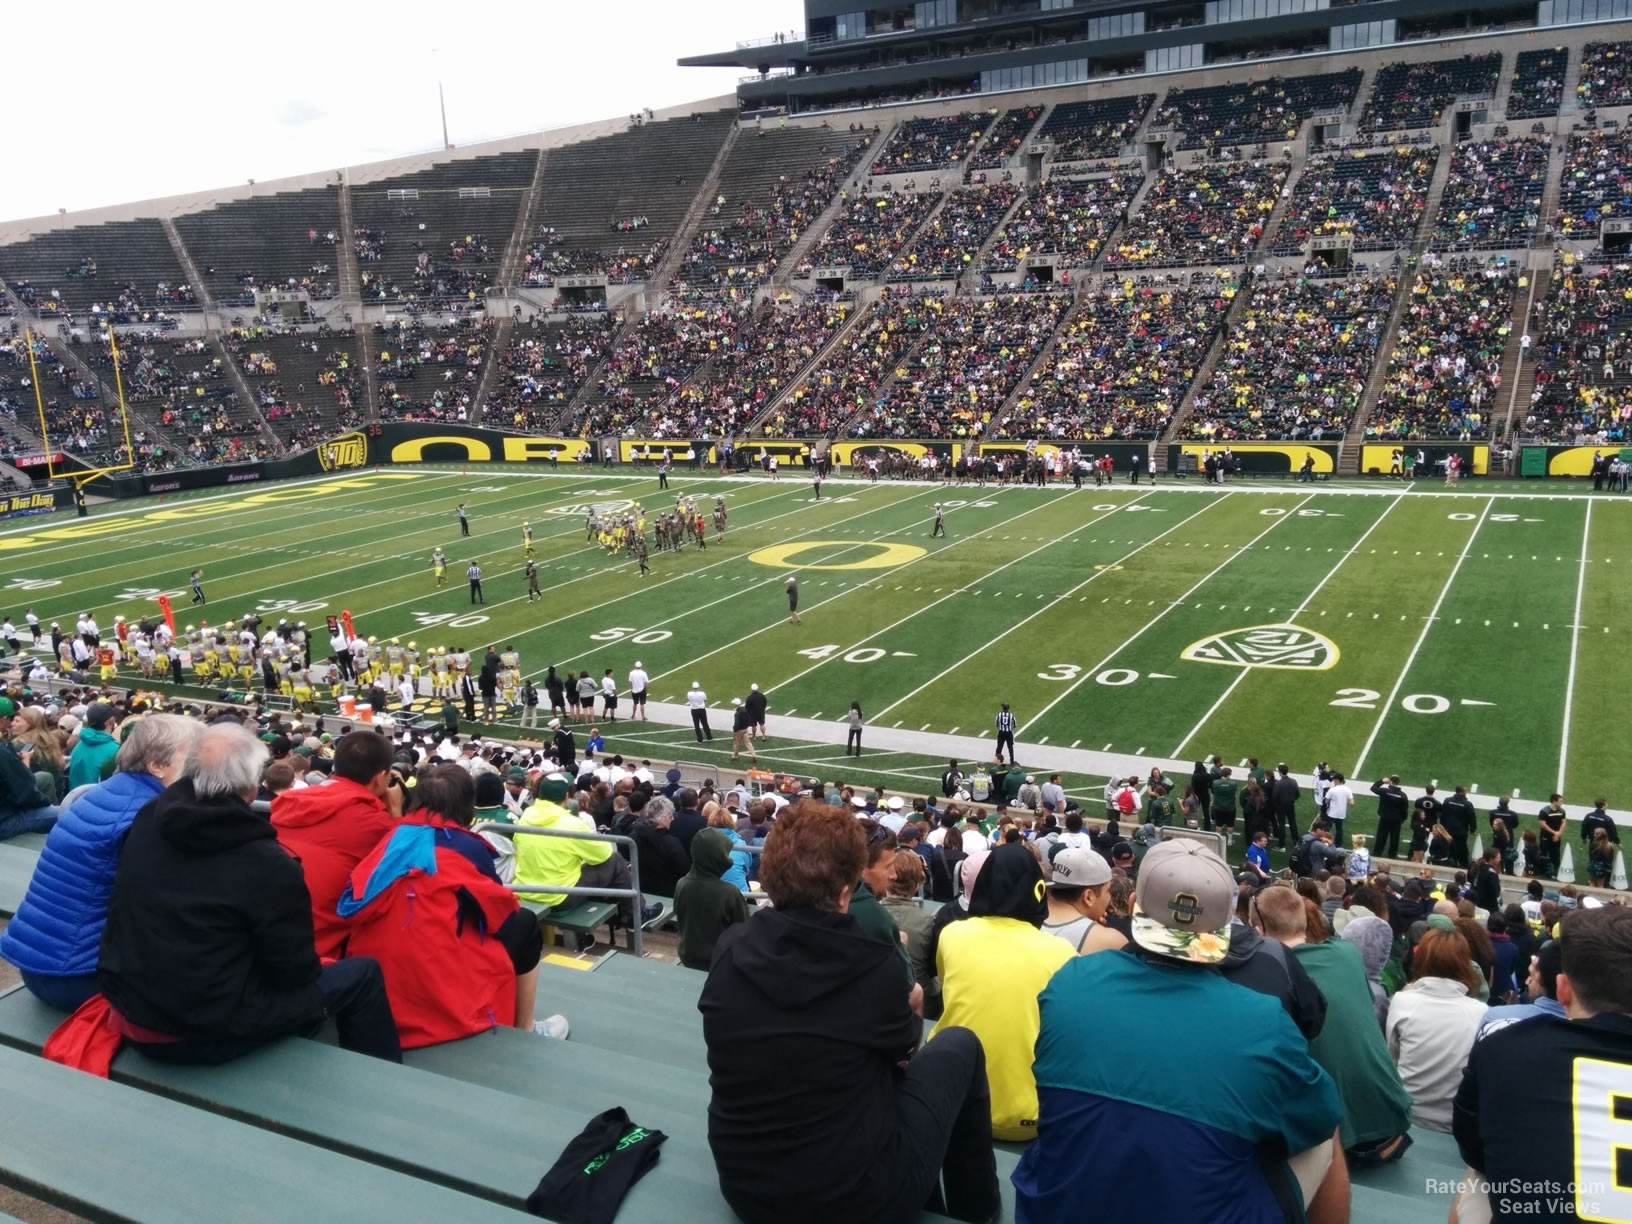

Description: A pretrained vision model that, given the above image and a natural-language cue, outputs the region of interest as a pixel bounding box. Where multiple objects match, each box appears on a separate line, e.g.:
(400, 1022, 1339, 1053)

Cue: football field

(6, 464, 1629, 824)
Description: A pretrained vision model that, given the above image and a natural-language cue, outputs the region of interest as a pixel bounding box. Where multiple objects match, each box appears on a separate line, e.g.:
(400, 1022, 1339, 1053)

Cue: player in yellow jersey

(432, 547, 448, 587)
(522, 522, 535, 558)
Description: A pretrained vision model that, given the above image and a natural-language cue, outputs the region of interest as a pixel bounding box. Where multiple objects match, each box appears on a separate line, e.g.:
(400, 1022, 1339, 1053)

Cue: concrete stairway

(649, 123, 743, 294)
(356, 323, 380, 422)
(159, 218, 215, 316)
(1491, 49, 1515, 117)
(335, 177, 361, 303)
(1500, 267, 1549, 438)
(1157, 271, 1256, 455)
(469, 317, 514, 424)
(499, 150, 550, 291)
(772, 123, 894, 284)
(211, 338, 283, 451)
(963, 189, 1030, 290)
(980, 286, 1086, 438)
(744, 297, 875, 435)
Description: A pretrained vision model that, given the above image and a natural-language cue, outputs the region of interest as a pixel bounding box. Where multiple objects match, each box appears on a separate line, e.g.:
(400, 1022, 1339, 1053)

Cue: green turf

(7, 465, 1630, 824)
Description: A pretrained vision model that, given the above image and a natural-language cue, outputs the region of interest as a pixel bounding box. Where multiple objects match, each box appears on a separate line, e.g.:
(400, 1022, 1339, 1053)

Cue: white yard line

(870, 494, 1230, 723)
(1557, 499, 1594, 794)
(1018, 492, 1318, 736)
(1352, 496, 1496, 779)
(1169, 489, 1408, 758)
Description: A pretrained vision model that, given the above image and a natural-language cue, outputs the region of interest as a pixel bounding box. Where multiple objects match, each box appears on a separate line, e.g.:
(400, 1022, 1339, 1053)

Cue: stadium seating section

(982, 174, 1143, 272)
(576, 304, 749, 436)
(674, 127, 873, 293)
(1577, 40, 1632, 109)
(1006, 281, 1231, 439)
(1360, 54, 1502, 132)
(1507, 46, 1568, 119)
(97, 331, 273, 466)
(871, 112, 993, 174)
(0, 220, 195, 319)
(1558, 125, 1632, 238)
(175, 187, 342, 308)
(889, 184, 1020, 280)
(761, 293, 928, 438)
(1157, 70, 1361, 150)
(1106, 160, 1289, 268)
(374, 316, 495, 421)
(1527, 262, 1632, 444)
(222, 327, 364, 449)
(1187, 269, 1398, 441)
(1269, 146, 1437, 255)
(1037, 95, 1155, 161)
(802, 190, 942, 279)
(1431, 137, 1547, 250)
(484, 316, 620, 433)
(968, 107, 1041, 170)
(1367, 261, 1518, 440)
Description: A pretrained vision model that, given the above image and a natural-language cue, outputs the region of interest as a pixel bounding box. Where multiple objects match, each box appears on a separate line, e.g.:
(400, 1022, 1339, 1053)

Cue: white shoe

(532, 1014, 570, 1040)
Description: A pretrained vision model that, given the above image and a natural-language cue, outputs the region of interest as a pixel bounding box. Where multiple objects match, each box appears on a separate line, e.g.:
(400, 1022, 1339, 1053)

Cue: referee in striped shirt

(995, 703, 1017, 764)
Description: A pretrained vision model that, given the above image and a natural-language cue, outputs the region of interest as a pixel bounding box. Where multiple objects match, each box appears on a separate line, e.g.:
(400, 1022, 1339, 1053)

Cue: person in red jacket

(337, 763, 564, 1049)
(271, 731, 402, 959)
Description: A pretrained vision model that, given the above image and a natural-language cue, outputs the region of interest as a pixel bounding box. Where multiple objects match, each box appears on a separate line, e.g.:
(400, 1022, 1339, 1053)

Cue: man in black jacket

(744, 684, 768, 740)
(1272, 764, 1301, 848)
(1441, 784, 1477, 867)
(670, 787, 706, 853)
(699, 799, 999, 1224)
(630, 796, 691, 898)
(1370, 776, 1408, 859)
(97, 722, 400, 1065)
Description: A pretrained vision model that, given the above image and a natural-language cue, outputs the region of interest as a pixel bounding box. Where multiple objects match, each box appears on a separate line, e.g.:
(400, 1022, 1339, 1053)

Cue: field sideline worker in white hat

(687, 682, 711, 742)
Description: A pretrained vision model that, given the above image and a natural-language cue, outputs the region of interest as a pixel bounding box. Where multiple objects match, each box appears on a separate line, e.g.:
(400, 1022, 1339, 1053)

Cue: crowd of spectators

(801, 190, 942, 280)
(889, 185, 1019, 281)
(1005, 281, 1231, 439)
(1157, 69, 1362, 150)
(968, 107, 1040, 171)
(1366, 258, 1518, 441)
(1430, 138, 1548, 250)
(1557, 125, 1632, 239)
(580, 305, 750, 436)
(375, 316, 494, 423)
(1187, 268, 1397, 441)
(675, 141, 871, 293)
(641, 302, 847, 440)
(761, 292, 929, 438)
(1106, 160, 1289, 269)
(1507, 46, 1568, 120)
(486, 316, 620, 434)
(361, 233, 496, 308)
(1360, 55, 1502, 133)
(982, 175, 1142, 273)
(849, 294, 1069, 439)
(100, 333, 222, 404)
(1038, 95, 1155, 162)
(1270, 148, 1437, 255)
(871, 113, 993, 175)
(1576, 41, 1632, 110)
(1524, 261, 1632, 443)
(523, 230, 669, 287)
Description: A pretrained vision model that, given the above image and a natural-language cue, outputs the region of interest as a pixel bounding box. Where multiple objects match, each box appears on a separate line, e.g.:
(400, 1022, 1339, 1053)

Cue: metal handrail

(476, 821, 649, 957)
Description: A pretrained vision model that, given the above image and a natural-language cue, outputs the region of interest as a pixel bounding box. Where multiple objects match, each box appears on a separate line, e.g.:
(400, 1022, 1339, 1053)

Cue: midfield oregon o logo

(1181, 624, 1339, 671)
(748, 540, 927, 571)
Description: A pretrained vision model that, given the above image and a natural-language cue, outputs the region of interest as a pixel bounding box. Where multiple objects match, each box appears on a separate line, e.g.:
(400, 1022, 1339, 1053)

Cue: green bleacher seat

(0, 1041, 534, 1223)
(525, 897, 618, 935)
(0, 844, 40, 917)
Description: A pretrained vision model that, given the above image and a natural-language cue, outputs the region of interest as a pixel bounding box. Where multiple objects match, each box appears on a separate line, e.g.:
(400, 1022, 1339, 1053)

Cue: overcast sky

(4, 0, 803, 224)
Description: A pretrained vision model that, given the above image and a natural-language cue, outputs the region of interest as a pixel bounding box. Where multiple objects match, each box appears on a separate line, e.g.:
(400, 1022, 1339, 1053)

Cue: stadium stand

(1268, 147, 1437, 255)
(1576, 39, 1632, 109)
(374, 316, 495, 421)
(889, 184, 1020, 280)
(576, 304, 750, 436)
(870, 112, 992, 174)
(849, 293, 1070, 439)
(350, 154, 534, 306)
(761, 292, 927, 438)
(1036, 95, 1155, 161)
(0, 220, 196, 320)
(673, 127, 873, 294)
(968, 106, 1041, 170)
(174, 187, 343, 308)
(0, 332, 138, 469)
(1359, 54, 1503, 132)
(1557, 124, 1632, 239)
(483, 315, 620, 433)
(1366, 260, 1518, 441)
(1507, 46, 1568, 119)
(523, 111, 736, 282)
(1004, 280, 1231, 439)
(1430, 137, 1548, 250)
(800, 189, 942, 279)
(645, 300, 849, 438)
(1525, 261, 1632, 444)
(1186, 268, 1398, 441)
(222, 327, 364, 449)
(981, 174, 1142, 273)
(1156, 69, 1362, 150)
(1105, 160, 1289, 269)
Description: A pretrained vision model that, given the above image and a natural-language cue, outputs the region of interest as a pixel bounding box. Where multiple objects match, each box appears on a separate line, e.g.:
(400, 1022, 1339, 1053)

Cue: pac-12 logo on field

(550, 500, 635, 517)
(1181, 624, 1339, 671)
(316, 431, 367, 471)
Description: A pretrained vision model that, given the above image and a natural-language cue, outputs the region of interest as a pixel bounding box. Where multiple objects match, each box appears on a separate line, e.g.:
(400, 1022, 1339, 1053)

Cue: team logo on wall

(549, 499, 636, 517)
(1181, 624, 1339, 671)
(316, 432, 367, 471)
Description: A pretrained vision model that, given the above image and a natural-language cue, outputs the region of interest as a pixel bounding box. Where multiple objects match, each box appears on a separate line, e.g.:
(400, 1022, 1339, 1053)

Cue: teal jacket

(67, 727, 120, 789)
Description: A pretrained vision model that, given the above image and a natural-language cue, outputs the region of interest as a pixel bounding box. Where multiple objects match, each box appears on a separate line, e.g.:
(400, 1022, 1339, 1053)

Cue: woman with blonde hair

(11, 706, 66, 802)
(704, 801, 753, 892)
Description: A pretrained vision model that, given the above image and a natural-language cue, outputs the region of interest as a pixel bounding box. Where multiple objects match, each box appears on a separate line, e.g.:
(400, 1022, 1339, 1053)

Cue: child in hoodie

(676, 828, 749, 970)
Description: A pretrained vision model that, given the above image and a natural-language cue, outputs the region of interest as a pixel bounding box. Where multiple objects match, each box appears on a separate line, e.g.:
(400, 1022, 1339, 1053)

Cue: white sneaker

(532, 1014, 570, 1040)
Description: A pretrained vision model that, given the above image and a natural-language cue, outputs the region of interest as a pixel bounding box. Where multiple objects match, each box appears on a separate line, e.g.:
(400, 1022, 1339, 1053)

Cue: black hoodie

(698, 905, 919, 1224)
(98, 778, 326, 1041)
(1220, 921, 1327, 1041)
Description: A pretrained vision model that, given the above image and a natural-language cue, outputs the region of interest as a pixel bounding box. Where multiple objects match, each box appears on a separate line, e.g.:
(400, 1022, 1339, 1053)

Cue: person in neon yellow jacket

(513, 774, 660, 928)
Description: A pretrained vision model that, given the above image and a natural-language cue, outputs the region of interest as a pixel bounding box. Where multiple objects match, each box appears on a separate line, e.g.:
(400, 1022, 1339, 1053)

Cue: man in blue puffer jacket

(0, 715, 200, 1011)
